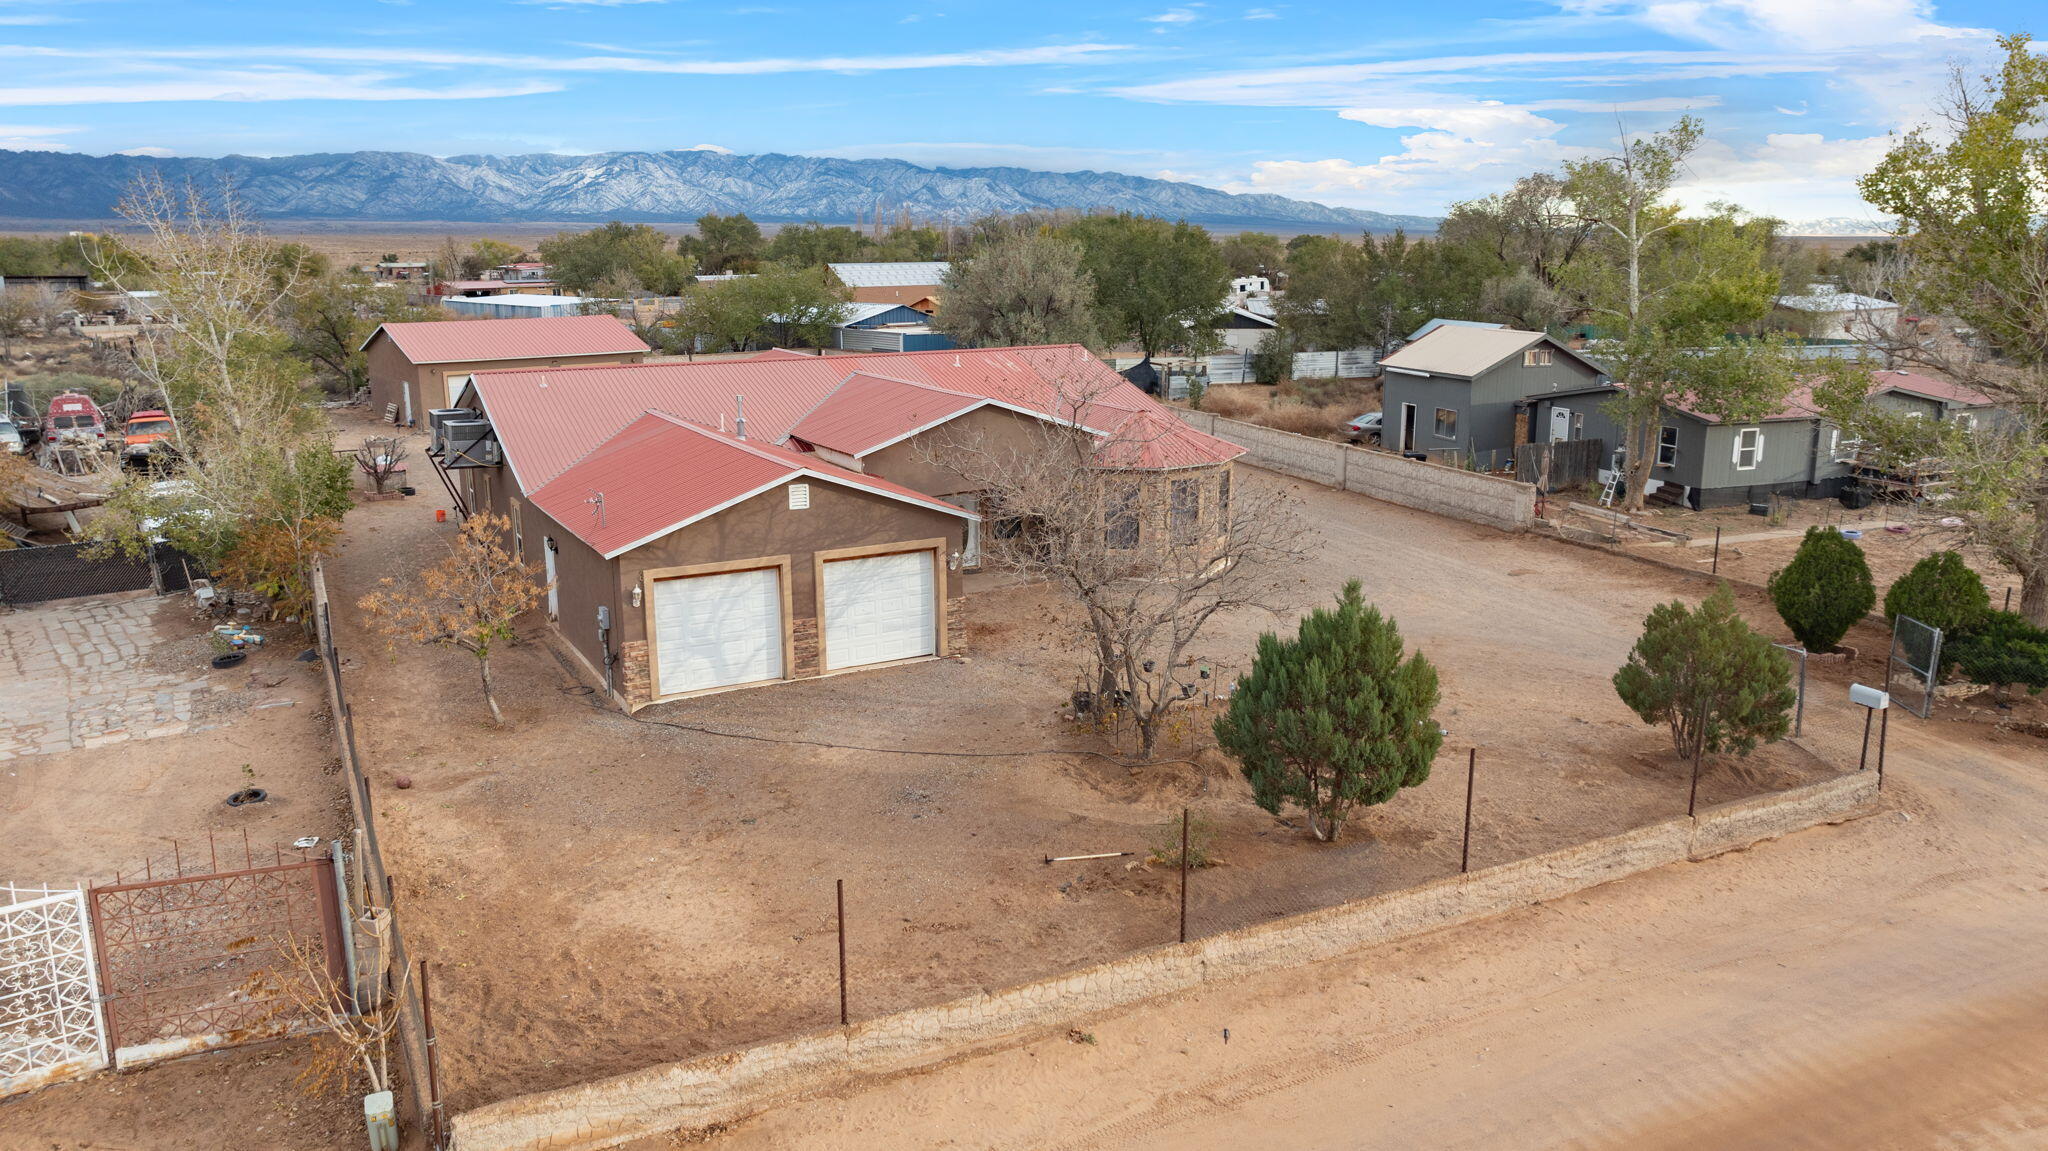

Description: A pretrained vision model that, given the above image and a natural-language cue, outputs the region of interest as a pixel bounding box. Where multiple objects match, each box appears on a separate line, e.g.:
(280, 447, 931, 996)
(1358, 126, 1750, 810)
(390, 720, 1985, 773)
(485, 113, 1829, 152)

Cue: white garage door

(822, 551, 936, 671)
(651, 567, 784, 696)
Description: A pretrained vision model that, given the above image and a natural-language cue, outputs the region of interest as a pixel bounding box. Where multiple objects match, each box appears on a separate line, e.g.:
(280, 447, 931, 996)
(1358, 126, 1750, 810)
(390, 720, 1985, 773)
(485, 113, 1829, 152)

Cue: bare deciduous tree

(353, 435, 410, 495)
(925, 377, 1310, 758)
(358, 512, 551, 727)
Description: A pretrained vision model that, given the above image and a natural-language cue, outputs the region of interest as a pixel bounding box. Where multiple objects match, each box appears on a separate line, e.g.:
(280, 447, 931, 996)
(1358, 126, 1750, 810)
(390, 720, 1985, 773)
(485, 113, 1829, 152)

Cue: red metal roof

(786, 372, 985, 456)
(470, 344, 1242, 494)
(362, 314, 648, 365)
(1869, 369, 1998, 408)
(528, 411, 975, 558)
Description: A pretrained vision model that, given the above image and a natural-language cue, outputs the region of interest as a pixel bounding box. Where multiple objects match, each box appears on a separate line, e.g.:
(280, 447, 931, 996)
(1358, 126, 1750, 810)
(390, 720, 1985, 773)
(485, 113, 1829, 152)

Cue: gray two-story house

(1378, 326, 1607, 461)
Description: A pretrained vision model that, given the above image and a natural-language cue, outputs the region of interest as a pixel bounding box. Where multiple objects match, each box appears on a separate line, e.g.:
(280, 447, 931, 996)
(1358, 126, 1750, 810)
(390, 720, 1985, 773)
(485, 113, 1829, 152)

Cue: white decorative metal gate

(0, 885, 109, 1096)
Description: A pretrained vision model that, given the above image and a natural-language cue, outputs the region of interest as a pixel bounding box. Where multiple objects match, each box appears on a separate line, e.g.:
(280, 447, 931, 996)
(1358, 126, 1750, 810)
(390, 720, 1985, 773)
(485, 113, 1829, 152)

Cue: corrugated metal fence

(1109, 348, 1380, 387)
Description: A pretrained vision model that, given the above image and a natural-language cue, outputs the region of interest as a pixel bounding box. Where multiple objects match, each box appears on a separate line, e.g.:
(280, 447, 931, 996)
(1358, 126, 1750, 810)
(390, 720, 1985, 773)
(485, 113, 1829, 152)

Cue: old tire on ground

(211, 651, 247, 669)
(226, 787, 268, 807)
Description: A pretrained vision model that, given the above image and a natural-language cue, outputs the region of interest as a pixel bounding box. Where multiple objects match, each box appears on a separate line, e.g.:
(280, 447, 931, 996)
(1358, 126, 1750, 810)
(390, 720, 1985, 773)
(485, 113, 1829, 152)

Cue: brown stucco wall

(617, 479, 966, 650)
(860, 405, 1054, 497)
(363, 331, 645, 426)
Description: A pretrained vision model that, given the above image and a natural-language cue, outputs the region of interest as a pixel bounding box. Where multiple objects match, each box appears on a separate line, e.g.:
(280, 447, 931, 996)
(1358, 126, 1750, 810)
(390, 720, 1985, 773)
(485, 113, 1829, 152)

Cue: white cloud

(117, 145, 176, 157)
(684, 143, 732, 153)
(0, 71, 564, 106)
(1234, 100, 1594, 206)
(1674, 132, 1894, 217)
(1244, 8, 1279, 19)
(1145, 8, 1198, 24)
(0, 122, 76, 149)
(3, 40, 1132, 77)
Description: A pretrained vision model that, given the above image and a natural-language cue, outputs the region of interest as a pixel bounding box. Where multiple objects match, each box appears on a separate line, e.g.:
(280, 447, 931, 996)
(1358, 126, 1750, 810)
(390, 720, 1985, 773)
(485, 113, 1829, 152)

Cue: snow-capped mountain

(0, 149, 1439, 232)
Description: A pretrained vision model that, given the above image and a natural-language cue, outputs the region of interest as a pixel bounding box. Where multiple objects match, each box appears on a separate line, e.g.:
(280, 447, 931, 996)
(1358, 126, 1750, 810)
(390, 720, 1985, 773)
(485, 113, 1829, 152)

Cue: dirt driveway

(315, 458, 1875, 1116)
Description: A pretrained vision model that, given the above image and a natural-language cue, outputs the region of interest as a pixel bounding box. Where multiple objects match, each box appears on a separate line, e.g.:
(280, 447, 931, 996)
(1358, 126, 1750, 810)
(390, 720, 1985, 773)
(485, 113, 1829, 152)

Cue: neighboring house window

(1171, 477, 1201, 543)
(1954, 412, 1978, 433)
(1523, 346, 1554, 367)
(1105, 485, 1140, 549)
(509, 500, 523, 556)
(1656, 426, 1679, 468)
(1733, 427, 1763, 471)
(1217, 470, 1231, 518)
(1434, 407, 1458, 440)
(1571, 412, 1585, 441)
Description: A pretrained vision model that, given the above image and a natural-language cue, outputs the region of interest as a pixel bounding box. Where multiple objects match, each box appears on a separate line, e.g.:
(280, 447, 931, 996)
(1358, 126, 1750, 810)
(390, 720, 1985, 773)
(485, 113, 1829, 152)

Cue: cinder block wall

(450, 772, 1877, 1151)
(1175, 411, 1537, 532)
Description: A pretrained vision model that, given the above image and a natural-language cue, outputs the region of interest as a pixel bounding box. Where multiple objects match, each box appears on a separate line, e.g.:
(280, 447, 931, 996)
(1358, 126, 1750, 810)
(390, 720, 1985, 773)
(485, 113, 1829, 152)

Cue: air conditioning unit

(478, 439, 502, 466)
(426, 408, 468, 447)
(441, 419, 495, 467)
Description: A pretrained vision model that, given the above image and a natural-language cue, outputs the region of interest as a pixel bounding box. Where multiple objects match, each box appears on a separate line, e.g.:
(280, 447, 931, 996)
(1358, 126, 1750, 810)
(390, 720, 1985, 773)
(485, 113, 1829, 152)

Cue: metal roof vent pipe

(734, 394, 747, 440)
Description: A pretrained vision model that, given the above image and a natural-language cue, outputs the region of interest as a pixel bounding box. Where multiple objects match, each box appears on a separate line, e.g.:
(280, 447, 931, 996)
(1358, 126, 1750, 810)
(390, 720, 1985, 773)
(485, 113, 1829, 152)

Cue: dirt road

(704, 717, 2048, 1151)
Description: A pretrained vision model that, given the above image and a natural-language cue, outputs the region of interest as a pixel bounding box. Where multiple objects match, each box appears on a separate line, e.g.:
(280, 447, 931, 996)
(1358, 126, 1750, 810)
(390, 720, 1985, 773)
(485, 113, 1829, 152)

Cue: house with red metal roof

(429, 343, 1242, 710)
(360, 314, 650, 428)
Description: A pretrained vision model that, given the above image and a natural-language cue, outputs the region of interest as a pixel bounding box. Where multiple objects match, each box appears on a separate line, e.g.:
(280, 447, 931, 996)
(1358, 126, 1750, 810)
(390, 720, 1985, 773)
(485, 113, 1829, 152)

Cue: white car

(1345, 412, 1383, 444)
(0, 421, 22, 455)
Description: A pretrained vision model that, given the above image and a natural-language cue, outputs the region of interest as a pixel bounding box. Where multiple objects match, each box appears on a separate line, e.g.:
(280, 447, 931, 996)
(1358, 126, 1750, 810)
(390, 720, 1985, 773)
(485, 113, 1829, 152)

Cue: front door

(954, 494, 983, 568)
(1549, 406, 1571, 443)
(543, 541, 558, 619)
(1399, 403, 1417, 452)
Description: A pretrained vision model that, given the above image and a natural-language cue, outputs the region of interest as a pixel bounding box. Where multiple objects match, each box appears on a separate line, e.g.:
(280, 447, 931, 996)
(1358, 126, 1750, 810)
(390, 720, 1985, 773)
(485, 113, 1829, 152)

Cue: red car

(43, 392, 107, 446)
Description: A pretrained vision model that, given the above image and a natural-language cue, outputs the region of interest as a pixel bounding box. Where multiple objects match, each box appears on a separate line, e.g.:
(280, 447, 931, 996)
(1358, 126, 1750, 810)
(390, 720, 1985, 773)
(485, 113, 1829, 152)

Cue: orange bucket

(435, 508, 447, 523)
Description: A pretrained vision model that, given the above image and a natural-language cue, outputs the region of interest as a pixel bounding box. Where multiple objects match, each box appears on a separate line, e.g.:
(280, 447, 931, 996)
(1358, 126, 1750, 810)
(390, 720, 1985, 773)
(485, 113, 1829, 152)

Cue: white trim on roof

(356, 321, 646, 362)
(599, 466, 978, 560)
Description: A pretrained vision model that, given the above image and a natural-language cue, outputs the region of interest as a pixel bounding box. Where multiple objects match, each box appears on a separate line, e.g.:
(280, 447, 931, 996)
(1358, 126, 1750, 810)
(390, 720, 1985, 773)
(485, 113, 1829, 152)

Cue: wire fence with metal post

(1687, 698, 1709, 819)
(1178, 808, 1190, 944)
(1460, 748, 1476, 874)
(836, 878, 849, 1027)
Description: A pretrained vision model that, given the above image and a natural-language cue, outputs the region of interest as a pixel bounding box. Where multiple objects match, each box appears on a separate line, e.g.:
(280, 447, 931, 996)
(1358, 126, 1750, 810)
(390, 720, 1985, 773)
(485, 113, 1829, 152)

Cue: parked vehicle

(43, 392, 108, 448)
(1345, 411, 1383, 445)
(121, 409, 176, 461)
(0, 419, 22, 455)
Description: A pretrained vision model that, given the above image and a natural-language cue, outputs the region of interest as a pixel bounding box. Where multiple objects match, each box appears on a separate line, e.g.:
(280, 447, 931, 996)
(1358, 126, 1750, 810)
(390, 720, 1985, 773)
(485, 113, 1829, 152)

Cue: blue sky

(0, 0, 2032, 223)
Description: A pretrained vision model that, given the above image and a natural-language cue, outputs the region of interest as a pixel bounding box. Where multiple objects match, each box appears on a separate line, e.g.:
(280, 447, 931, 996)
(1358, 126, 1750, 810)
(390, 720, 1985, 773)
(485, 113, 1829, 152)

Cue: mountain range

(0, 149, 1439, 233)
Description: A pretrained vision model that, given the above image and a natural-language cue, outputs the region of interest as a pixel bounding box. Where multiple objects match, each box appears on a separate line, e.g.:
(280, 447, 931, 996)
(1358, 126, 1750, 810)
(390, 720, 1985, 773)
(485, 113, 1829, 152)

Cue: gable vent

(788, 483, 811, 510)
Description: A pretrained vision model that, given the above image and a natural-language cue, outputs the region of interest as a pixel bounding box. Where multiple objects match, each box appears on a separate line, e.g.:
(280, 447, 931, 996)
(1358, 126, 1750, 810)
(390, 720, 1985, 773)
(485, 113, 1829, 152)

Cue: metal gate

(0, 885, 109, 1096)
(88, 856, 344, 1062)
(1886, 615, 1943, 719)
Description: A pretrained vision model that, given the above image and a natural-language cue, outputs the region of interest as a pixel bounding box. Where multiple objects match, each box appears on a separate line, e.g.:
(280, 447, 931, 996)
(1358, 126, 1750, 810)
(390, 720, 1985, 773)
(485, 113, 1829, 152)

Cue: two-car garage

(647, 546, 944, 699)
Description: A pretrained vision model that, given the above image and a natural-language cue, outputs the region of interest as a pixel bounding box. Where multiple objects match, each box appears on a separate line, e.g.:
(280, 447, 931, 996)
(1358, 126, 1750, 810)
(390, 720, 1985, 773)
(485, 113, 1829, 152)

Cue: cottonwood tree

(1065, 213, 1229, 360)
(1215, 580, 1442, 842)
(84, 175, 353, 619)
(935, 229, 1100, 349)
(1561, 120, 1793, 512)
(1850, 34, 2048, 625)
(1614, 584, 1795, 761)
(357, 512, 550, 727)
(925, 377, 1310, 758)
(678, 212, 764, 275)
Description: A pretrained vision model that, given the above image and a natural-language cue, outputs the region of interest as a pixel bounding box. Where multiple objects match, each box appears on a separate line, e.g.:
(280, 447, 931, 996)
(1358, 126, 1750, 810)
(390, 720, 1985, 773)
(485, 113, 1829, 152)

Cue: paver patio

(0, 594, 214, 762)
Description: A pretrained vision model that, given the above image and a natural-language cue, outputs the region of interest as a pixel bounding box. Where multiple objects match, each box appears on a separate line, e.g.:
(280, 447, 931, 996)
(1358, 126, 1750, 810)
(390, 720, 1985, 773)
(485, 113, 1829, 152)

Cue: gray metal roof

(827, 261, 951, 288)
(1407, 317, 1505, 343)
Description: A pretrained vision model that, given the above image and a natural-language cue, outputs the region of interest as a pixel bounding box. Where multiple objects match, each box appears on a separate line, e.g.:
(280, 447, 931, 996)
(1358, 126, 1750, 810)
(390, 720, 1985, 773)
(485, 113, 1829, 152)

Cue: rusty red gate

(87, 857, 345, 1060)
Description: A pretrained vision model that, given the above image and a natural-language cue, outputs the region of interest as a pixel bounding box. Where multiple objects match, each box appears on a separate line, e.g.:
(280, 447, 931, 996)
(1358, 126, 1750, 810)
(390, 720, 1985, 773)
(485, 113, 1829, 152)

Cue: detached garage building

(361, 314, 649, 427)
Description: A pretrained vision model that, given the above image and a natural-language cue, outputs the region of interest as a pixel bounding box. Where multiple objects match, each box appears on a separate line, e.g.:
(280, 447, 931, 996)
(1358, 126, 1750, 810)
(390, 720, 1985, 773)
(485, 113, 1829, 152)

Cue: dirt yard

(310, 427, 1881, 1115)
(1630, 495, 2024, 606)
(0, 589, 355, 1145)
(699, 699, 2048, 1151)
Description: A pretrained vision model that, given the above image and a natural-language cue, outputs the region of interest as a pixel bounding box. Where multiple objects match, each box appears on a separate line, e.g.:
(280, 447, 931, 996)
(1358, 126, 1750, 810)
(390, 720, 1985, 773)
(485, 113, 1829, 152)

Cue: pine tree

(1948, 611, 2048, 700)
(1213, 580, 1441, 842)
(1767, 526, 1877, 651)
(1883, 550, 1991, 634)
(1614, 584, 1796, 761)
